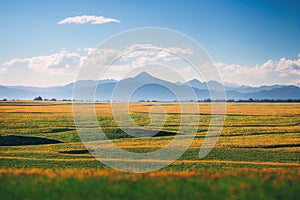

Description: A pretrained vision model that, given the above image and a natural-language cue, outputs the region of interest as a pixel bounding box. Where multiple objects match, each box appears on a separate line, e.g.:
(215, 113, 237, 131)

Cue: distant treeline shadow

(0, 135, 63, 146)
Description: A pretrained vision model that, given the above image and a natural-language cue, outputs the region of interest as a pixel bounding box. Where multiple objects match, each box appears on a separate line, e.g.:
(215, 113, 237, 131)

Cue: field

(0, 101, 299, 199)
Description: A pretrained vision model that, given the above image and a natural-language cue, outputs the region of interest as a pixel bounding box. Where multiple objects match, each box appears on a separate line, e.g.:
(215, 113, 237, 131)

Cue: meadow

(0, 101, 299, 199)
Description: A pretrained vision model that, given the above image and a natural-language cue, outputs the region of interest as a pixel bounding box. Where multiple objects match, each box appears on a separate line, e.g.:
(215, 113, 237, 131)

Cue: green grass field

(0, 101, 299, 199)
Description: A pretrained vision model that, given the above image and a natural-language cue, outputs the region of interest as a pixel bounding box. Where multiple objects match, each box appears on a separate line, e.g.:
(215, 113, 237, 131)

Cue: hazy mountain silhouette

(1, 72, 300, 101)
(233, 85, 287, 93)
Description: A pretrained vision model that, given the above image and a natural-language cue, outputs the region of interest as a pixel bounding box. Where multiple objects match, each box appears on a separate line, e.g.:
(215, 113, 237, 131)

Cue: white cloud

(120, 44, 193, 63)
(57, 15, 120, 25)
(4, 50, 85, 74)
(1, 44, 192, 84)
(2, 44, 190, 76)
(110, 64, 131, 71)
(216, 55, 300, 86)
(291, 79, 300, 86)
(80, 44, 193, 68)
(0, 67, 7, 74)
(78, 44, 193, 81)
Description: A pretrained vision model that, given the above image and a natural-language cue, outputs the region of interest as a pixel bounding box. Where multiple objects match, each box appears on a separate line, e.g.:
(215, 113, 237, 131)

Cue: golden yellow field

(0, 101, 299, 199)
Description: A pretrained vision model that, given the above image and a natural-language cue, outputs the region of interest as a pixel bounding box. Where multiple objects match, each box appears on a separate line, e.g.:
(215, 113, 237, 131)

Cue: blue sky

(0, 0, 299, 86)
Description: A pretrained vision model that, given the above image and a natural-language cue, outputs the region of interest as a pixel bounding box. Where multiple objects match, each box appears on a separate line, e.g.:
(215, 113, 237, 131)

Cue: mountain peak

(135, 71, 153, 79)
(189, 79, 203, 84)
(131, 72, 158, 81)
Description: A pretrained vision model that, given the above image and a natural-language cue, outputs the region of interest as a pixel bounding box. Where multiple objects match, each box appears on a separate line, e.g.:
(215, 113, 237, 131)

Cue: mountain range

(1, 72, 300, 101)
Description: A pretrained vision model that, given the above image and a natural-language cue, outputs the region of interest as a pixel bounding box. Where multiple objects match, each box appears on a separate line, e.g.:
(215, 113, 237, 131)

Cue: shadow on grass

(59, 149, 94, 154)
(0, 135, 63, 146)
(115, 128, 177, 137)
(239, 143, 300, 149)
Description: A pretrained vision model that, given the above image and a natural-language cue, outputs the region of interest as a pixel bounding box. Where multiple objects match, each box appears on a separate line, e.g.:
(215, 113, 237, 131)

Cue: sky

(0, 0, 299, 87)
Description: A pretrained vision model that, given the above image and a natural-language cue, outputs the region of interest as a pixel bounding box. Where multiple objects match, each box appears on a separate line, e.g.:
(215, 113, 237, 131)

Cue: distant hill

(1, 72, 300, 101)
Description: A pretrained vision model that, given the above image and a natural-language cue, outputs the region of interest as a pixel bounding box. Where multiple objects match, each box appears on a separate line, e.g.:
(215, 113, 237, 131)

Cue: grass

(0, 101, 299, 199)
(0, 168, 299, 200)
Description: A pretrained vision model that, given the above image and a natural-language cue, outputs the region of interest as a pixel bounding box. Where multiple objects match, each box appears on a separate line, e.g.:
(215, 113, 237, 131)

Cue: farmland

(0, 101, 299, 199)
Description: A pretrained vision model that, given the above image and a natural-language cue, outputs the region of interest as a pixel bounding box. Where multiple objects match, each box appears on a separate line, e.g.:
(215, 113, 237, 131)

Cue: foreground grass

(0, 168, 299, 200)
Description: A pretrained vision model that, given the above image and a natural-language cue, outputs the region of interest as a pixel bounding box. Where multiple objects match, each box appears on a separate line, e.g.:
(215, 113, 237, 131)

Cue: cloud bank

(215, 55, 300, 86)
(57, 15, 120, 25)
(1, 45, 300, 87)
(4, 50, 85, 74)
